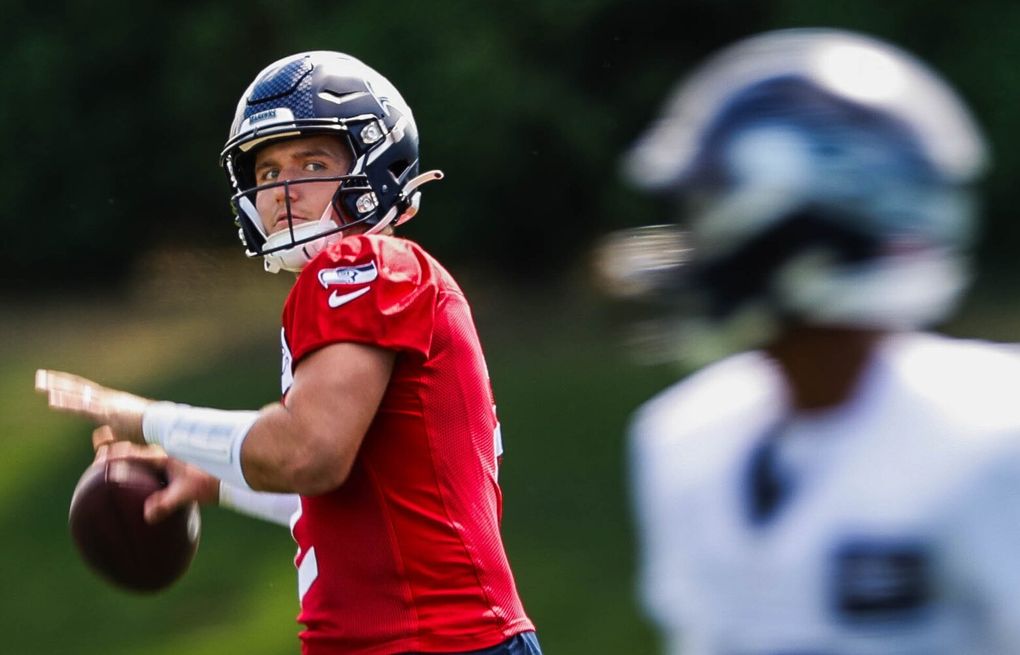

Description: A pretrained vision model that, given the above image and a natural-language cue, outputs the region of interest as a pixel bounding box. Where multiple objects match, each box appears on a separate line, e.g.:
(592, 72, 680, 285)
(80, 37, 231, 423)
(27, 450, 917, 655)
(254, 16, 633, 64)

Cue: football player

(37, 51, 541, 655)
(618, 29, 1020, 654)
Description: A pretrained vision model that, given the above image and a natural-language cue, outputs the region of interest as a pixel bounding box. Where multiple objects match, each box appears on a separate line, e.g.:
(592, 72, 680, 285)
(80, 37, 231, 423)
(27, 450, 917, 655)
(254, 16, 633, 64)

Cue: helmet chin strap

(261, 204, 340, 273)
(262, 221, 332, 273)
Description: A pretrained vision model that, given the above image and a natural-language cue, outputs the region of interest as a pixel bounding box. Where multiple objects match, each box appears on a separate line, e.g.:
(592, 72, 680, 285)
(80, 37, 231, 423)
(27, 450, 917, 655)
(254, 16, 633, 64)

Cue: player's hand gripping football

(35, 369, 151, 445)
(92, 439, 219, 523)
(35, 369, 220, 522)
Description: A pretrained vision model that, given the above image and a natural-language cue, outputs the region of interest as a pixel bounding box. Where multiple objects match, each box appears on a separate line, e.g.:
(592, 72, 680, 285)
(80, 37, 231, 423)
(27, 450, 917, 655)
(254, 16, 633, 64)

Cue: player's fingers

(46, 388, 98, 414)
(92, 425, 116, 461)
(143, 489, 171, 524)
(92, 425, 116, 450)
(145, 459, 218, 523)
(36, 370, 122, 424)
(35, 369, 66, 393)
(143, 484, 191, 525)
(35, 369, 105, 396)
(45, 385, 106, 420)
(103, 441, 168, 468)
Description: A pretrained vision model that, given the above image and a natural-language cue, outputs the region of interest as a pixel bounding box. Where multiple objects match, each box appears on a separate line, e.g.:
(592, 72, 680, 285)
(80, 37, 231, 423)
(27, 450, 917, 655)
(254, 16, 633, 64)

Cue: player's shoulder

(325, 234, 423, 273)
(898, 335, 1020, 502)
(283, 234, 446, 358)
(630, 350, 780, 448)
(888, 332, 1020, 433)
(628, 351, 783, 494)
(888, 331, 1020, 394)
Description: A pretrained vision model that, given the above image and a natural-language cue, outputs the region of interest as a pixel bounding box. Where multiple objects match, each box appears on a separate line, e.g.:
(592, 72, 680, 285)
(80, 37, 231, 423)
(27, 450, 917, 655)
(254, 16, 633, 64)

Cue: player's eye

(258, 168, 280, 183)
(304, 161, 328, 173)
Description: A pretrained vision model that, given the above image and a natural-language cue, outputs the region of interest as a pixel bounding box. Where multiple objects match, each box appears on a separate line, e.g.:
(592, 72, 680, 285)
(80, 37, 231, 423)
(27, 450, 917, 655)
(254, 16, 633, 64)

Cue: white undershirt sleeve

(219, 483, 300, 527)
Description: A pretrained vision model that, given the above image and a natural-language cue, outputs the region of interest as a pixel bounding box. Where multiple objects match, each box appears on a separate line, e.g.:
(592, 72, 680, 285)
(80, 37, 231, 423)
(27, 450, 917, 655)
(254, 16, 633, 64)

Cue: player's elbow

(283, 441, 356, 495)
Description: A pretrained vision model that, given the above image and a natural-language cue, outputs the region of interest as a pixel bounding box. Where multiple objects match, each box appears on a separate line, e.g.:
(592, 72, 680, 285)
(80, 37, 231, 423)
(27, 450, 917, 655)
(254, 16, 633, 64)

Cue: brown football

(68, 459, 200, 593)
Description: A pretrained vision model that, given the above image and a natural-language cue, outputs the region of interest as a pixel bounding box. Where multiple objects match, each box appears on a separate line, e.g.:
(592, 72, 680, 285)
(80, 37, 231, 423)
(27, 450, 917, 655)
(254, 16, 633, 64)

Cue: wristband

(142, 401, 259, 490)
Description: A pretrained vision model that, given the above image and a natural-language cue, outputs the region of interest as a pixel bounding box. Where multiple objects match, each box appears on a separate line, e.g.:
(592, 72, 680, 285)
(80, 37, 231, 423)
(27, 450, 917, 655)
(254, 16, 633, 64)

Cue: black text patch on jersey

(831, 539, 932, 622)
(318, 262, 378, 287)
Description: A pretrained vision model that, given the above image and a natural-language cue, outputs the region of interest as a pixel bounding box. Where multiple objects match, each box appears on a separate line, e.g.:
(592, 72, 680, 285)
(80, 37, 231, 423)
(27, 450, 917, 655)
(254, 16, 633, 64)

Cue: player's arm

(37, 340, 395, 497)
(91, 437, 301, 526)
(236, 341, 395, 494)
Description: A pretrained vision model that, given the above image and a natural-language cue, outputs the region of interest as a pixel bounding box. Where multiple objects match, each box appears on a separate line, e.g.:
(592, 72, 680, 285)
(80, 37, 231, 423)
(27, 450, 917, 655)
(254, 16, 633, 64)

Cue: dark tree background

(4, 0, 1019, 291)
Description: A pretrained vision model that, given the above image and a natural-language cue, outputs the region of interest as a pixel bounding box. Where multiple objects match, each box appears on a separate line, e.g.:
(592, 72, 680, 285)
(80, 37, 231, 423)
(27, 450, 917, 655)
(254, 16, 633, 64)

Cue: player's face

(253, 135, 353, 236)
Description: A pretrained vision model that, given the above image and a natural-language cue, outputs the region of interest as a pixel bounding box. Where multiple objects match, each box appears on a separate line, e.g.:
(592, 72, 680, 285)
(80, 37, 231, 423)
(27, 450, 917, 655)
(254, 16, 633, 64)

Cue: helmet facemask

(231, 174, 364, 273)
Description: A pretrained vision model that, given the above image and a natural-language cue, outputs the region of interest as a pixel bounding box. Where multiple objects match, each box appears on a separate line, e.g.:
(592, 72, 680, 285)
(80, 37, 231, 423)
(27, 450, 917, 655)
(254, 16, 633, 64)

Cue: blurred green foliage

(6, 0, 1020, 291)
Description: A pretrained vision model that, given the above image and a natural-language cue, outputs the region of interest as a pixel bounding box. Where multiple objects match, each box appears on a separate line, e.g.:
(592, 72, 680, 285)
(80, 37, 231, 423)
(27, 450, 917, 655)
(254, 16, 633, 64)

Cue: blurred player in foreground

(37, 51, 541, 655)
(615, 28, 1020, 654)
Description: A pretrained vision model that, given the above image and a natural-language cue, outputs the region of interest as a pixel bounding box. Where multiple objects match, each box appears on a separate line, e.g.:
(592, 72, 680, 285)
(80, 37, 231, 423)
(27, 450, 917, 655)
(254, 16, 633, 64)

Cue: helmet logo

(360, 123, 384, 145)
(240, 107, 296, 133)
(250, 109, 278, 123)
(356, 192, 379, 214)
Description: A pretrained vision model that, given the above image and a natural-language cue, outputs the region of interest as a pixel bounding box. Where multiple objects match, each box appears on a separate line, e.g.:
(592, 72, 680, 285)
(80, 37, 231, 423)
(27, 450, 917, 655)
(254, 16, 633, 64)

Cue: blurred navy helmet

(221, 51, 442, 273)
(622, 29, 989, 332)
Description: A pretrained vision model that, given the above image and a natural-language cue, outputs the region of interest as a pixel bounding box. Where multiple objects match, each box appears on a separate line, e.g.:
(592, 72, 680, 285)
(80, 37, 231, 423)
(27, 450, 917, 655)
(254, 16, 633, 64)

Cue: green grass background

(0, 252, 677, 655)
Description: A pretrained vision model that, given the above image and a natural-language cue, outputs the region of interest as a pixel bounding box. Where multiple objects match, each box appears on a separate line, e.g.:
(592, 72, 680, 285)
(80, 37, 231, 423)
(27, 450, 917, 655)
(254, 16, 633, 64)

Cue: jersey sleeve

(283, 235, 438, 364)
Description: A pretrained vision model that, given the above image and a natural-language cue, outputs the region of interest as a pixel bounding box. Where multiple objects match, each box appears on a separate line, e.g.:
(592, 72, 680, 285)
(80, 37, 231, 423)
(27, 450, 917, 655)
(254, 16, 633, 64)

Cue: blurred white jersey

(630, 332, 1020, 655)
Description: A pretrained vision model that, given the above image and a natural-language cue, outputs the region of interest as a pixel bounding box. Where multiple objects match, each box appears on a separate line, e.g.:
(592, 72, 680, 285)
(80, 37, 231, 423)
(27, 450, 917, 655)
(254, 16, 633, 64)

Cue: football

(68, 459, 200, 593)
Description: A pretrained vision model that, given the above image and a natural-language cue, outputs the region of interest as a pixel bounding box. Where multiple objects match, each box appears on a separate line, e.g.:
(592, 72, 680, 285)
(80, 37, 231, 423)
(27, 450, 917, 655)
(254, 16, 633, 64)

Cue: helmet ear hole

(388, 160, 413, 183)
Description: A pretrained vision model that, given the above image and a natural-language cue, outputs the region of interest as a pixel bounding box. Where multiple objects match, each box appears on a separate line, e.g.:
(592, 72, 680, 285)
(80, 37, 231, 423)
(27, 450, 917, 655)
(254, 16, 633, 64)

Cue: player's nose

(272, 177, 302, 202)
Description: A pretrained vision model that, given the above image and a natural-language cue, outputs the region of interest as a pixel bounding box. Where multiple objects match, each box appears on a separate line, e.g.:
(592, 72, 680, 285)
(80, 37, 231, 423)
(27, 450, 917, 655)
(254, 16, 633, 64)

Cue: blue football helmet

(621, 29, 988, 341)
(221, 51, 442, 273)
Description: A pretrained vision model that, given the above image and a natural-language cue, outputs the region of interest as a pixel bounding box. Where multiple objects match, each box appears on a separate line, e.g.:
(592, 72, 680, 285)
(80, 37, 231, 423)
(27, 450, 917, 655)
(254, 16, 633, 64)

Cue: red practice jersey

(280, 234, 534, 655)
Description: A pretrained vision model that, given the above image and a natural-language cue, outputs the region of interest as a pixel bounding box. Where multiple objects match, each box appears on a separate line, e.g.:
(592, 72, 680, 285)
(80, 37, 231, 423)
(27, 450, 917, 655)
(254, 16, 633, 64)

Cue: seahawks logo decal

(318, 262, 378, 287)
(239, 107, 296, 133)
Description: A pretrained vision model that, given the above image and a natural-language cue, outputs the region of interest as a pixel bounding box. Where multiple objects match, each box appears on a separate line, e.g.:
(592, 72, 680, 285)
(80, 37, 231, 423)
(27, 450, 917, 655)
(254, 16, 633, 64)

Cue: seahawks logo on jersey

(318, 262, 378, 287)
